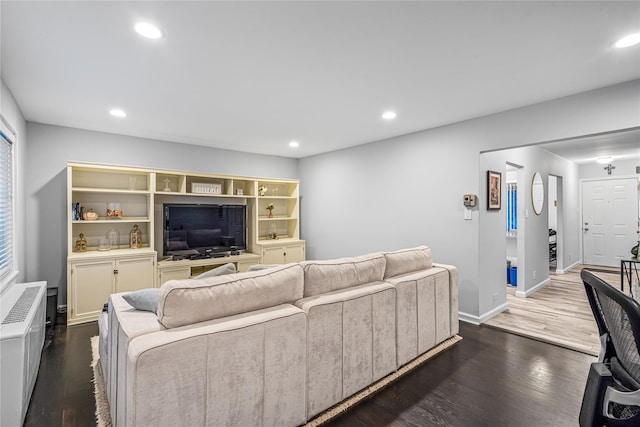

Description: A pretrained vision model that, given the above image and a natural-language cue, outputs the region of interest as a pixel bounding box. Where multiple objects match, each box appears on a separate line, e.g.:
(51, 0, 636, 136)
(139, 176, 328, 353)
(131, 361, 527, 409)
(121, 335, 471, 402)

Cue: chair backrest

(582, 269, 640, 389)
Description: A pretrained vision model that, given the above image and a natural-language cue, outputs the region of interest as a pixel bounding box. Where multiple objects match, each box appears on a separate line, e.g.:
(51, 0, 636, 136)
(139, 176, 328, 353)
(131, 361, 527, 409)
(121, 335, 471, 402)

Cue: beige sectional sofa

(99, 246, 458, 426)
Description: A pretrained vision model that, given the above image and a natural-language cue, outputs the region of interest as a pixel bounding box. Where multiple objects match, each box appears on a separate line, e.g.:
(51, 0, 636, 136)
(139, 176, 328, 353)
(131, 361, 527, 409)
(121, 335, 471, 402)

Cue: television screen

(163, 204, 246, 257)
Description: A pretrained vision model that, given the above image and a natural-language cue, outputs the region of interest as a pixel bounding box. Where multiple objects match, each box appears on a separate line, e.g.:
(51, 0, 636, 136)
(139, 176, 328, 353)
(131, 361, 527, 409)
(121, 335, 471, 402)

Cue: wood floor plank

(26, 319, 596, 426)
(484, 265, 627, 356)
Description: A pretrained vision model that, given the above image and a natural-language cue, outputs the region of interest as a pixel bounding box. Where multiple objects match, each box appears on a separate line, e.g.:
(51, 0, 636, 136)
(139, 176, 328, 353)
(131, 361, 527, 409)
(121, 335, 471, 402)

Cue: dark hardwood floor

(24, 321, 98, 427)
(24, 321, 594, 427)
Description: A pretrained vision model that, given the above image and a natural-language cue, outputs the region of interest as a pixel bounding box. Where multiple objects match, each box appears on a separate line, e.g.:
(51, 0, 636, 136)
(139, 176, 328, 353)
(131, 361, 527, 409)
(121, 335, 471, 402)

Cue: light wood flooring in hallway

(484, 265, 624, 356)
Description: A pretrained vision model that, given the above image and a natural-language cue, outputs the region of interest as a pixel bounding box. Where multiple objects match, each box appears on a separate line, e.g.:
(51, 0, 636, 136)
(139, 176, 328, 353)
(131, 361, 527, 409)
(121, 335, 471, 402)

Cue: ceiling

(1, 1, 639, 160)
(538, 128, 640, 165)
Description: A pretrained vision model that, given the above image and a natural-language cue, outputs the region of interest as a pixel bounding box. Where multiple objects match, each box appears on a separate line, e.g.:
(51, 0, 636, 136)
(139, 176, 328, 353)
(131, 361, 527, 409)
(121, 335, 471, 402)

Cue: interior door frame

(549, 174, 564, 273)
(580, 175, 640, 266)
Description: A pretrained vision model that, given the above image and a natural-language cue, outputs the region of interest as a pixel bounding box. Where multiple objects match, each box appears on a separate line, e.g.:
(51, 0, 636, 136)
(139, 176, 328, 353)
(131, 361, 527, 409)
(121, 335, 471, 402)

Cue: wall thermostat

(463, 194, 477, 207)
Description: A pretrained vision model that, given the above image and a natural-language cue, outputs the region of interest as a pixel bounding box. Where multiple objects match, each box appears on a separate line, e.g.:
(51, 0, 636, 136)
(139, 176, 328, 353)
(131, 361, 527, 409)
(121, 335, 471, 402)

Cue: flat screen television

(163, 204, 246, 257)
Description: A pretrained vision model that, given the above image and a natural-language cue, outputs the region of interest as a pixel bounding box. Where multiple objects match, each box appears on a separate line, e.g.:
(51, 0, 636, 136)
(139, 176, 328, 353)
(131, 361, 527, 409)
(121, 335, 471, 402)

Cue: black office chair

(580, 269, 640, 426)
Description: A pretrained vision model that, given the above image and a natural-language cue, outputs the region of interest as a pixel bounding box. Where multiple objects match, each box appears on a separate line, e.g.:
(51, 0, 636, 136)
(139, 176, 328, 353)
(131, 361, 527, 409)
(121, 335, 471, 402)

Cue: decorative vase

(107, 202, 122, 218)
(268, 210, 273, 218)
(107, 228, 120, 249)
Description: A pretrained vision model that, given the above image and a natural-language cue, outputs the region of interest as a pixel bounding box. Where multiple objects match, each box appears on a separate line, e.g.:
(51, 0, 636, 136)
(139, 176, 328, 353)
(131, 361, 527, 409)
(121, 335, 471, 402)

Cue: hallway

(484, 265, 621, 356)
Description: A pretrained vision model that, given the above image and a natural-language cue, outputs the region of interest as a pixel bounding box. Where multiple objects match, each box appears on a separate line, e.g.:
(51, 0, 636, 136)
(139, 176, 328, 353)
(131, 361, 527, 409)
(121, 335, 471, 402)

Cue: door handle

(584, 228, 589, 232)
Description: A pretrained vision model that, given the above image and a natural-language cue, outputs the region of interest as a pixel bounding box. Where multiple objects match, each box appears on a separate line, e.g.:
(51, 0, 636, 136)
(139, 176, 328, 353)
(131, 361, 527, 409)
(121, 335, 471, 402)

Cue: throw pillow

(122, 288, 160, 313)
(247, 264, 279, 272)
(195, 262, 236, 278)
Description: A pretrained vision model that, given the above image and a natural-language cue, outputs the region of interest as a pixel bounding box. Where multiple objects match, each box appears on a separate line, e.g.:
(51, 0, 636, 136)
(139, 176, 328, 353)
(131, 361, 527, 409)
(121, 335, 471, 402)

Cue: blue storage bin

(508, 267, 517, 286)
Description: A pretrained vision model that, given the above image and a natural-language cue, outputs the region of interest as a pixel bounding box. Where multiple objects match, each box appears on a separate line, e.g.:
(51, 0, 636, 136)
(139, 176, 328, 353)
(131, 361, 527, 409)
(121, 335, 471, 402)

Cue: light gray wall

(479, 146, 579, 317)
(25, 123, 298, 305)
(299, 80, 640, 322)
(1, 78, 27, 291)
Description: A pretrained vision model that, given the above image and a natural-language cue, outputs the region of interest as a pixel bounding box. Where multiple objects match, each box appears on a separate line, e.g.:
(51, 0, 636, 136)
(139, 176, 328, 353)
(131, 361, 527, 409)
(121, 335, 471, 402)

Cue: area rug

(90, 336, 112, 427)
(91, 335, 462, 427)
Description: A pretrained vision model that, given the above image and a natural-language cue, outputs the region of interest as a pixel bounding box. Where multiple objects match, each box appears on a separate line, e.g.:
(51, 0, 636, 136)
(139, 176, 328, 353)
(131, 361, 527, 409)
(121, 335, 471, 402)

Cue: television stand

(157, 252, 262, 286)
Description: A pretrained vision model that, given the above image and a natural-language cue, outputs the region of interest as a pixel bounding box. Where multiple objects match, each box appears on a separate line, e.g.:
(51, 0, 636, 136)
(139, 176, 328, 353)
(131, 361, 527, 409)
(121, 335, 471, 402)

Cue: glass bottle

(107, 228, 120, 249)
(129, 224, 142, 249)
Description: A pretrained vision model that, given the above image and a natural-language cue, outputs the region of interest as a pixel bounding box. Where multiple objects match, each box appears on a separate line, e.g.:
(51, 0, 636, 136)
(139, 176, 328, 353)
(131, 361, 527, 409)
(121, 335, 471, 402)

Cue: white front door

(583, 178, 639, 267)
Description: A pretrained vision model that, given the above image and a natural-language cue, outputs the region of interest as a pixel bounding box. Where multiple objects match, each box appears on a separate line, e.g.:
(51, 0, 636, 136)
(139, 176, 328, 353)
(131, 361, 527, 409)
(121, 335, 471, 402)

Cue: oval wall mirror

(531, 172, 544, 215)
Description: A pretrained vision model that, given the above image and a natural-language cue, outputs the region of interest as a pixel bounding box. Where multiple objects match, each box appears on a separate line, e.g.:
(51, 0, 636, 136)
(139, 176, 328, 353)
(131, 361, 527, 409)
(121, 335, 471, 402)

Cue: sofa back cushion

(383, 246, 433, 279)
(301, 253, 386, 297)
(157, 263, 304, 328)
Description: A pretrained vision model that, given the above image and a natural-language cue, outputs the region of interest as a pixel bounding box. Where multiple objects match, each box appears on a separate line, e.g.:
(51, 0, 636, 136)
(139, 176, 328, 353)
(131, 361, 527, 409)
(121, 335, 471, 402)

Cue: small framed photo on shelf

(191, 182, 222, 194)
(487, 170, 501, 210)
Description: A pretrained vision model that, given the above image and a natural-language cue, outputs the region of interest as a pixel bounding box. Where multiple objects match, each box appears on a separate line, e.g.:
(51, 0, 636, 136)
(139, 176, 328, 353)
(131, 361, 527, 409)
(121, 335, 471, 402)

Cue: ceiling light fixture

(382, 111, 397, 120)
(596, 156, 613, 164)
(134, 22, 163, 39)
(614, 32, 640, 48)
(289, 141, 299, 148)
(109, 109, 126, 118)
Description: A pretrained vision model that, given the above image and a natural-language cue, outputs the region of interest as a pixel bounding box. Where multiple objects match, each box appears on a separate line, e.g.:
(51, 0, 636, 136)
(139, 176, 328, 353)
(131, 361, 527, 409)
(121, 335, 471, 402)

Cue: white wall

(25, 123, 298, 306)
(1, 78, 27, 290)
(299, 80, 640, 322)
(579, 157, 639, 179)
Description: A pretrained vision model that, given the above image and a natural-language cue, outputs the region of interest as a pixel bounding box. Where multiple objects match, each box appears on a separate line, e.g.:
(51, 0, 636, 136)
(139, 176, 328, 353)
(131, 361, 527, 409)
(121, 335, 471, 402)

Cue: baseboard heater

(0, 281, 47, 426)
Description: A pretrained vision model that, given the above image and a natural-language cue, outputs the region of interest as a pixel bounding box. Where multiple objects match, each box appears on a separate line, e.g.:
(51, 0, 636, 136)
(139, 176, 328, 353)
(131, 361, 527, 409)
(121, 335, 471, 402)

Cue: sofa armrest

(108, 293, 164, 426)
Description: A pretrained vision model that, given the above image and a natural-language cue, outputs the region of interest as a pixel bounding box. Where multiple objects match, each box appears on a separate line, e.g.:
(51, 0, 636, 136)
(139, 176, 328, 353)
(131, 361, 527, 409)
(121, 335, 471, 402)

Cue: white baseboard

(515, 278, 550, 298)
(459, 302, 509, 325)
(556, 260, 580, 275)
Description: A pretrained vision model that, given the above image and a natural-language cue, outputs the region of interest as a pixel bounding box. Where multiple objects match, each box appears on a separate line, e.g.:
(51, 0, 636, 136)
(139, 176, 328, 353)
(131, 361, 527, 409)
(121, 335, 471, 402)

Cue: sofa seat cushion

(383, 246, 432, 279)
(157, 263, 304, 328)
(301, 253, 386, 297)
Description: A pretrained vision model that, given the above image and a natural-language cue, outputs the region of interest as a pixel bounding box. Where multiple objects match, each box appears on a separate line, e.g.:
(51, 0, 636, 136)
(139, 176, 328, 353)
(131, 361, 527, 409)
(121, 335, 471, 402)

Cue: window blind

(507, 182, 517, 232)
(0, 129, 14, 281)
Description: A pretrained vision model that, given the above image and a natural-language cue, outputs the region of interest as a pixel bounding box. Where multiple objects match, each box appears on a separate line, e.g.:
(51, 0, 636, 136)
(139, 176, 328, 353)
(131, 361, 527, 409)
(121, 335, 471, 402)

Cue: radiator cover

(0, 281, 47, 427)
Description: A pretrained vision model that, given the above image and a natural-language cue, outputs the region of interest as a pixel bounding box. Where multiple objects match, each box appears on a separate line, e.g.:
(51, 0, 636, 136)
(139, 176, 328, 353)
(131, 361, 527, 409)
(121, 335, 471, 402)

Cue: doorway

(582, 178, 639, 267)
(548, 175, 564, 273)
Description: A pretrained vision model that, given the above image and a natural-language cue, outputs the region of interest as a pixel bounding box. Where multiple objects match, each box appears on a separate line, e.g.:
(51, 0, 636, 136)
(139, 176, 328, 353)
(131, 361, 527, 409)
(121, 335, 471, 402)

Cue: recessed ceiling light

(382, 111, 397, 120)
(614, 32, 640, 48)
(596, 156, 613, 164)
(289, 141, 299, 148)
(109, 109, 126, 118)
(135, 22, 163, 39)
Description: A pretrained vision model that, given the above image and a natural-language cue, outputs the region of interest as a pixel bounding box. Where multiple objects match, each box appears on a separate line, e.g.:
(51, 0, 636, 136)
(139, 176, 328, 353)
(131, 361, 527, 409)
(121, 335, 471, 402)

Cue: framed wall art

(487, 170, 501, 210)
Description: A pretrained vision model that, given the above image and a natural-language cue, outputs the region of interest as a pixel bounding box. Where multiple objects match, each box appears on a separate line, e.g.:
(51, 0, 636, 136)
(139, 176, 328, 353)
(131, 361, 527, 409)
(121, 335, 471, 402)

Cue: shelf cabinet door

(158, 266, 191, 287)
(283, 244, 305, 263)
(69, 259, 114, 324)
(262, 243, 305, 264)
(115, 255, 155, 293)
